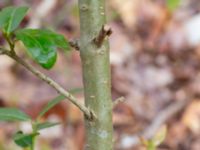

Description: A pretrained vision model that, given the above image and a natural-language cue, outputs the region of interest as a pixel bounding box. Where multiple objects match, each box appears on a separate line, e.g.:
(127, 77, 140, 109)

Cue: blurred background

(0, 0, 200, 149)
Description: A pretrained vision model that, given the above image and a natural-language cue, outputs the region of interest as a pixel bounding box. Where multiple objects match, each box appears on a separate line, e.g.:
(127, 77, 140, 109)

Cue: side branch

(1, 49, 95, 120)
(93, 25, 112, 48)
(69, 39, 80, 51)
(0, 47, 7, 55)
(119, 98, 190, 148)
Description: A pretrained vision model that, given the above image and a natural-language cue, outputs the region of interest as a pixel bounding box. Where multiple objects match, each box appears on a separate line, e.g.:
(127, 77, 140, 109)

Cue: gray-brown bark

(78, 0, 113, 149)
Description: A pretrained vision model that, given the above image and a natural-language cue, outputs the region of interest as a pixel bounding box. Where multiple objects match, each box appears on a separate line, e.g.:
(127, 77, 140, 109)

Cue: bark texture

(78, 0, 113, 150)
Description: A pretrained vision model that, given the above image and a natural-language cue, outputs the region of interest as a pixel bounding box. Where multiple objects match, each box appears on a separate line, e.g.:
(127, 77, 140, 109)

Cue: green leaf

(167, 0, 180, 11)
(13, 131, 38, 148)
(153, 125, 167, 146)
(35, 122, 60, 130)
(147, 140, 156, 150)
(0, 6, 28, 34)
(15, 29, 69, 69)
(0, 108, 31, 121)
(38, 94, 65, 118)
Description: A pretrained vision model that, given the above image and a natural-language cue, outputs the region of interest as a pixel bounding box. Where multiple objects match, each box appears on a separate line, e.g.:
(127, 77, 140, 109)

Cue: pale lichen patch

(91, 128, 109, 139)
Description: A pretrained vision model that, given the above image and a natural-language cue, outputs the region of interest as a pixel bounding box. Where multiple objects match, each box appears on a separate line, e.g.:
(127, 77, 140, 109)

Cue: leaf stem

(0, 48, 96, 120)
(30, 122, 37, 150)
(3, 32, 15, 52)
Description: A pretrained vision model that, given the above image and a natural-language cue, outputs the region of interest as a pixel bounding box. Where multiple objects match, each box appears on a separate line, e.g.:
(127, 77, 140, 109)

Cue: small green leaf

(0, 108, 31, 121)
(38, 94, 65, 118)
(35, 122, 60, 131)
(0, 6, 28, 34)
(13, 131, 38, 148)
(167, 0, 180, 11)
(153, 125, 167, 146)
(15, 29, 69, 69)
(147, 140, 156, 150)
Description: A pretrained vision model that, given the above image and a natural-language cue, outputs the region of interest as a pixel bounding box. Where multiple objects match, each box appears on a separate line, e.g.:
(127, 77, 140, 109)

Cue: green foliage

(0, 96, 65, 149)
(0, 6, 70, 69)
(38, 94, 65, 118)
(0, 6, 28, 35)
(167, 0, 180, 11)
(0, 97, 65, 149)
(152, 125, 167, 146)
(16, 29, 69, 69)
(0, 5, 72, 150)
(141, 126, 167, 150)
(35, 122, 60, 131)
(13, 131, 39, 148)
(147, 141, 156, 150)
(0, 108, 31, 121)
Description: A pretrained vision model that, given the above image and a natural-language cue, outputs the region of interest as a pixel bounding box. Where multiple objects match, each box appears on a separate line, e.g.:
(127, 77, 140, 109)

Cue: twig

(4, 34, 15, 51)
(113, 96, 125, 108)
(2, 49, 95, 120)
(93, 25, 112, 47)
(69, 39, 80, 51)
(119, 99, 190, 149)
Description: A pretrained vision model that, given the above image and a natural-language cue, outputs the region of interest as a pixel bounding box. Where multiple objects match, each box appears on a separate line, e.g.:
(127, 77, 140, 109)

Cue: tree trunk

(78, 0, 113, 150)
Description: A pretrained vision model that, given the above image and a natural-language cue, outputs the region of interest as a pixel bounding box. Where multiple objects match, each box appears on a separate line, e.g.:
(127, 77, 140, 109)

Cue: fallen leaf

(182, 100, 200, 134)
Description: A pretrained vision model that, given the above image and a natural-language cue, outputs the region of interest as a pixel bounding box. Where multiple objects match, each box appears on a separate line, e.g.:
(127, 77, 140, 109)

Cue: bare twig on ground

(113, 96, 125, 108)
(119, 98, 190, 149)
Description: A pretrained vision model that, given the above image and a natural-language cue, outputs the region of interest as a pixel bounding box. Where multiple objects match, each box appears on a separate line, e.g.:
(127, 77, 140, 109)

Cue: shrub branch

(0, 47, 96, 120)
(93, 25, 112, 47)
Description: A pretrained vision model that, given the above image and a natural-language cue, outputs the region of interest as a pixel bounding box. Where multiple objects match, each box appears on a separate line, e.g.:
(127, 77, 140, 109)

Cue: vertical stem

(30, 122, 37, 150)
(78, 0, 113, 150)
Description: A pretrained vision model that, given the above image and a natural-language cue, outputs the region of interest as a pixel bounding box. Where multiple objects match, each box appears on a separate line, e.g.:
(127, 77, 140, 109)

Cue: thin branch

(113, 96, 125, 108)
(69, 39, 80, 51)
(3, 33, 15, 52)
(3, 50, 96, 120)
(93, 24, 112, 48)
(141, 99, 189, 139)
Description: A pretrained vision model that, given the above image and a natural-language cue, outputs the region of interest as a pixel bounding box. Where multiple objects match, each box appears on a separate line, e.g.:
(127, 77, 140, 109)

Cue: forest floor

(0, 0, 199, 150)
